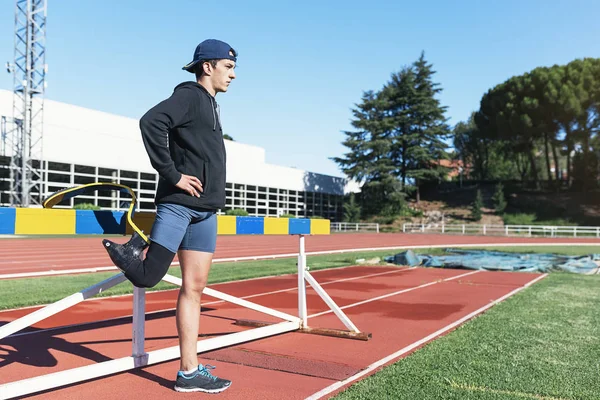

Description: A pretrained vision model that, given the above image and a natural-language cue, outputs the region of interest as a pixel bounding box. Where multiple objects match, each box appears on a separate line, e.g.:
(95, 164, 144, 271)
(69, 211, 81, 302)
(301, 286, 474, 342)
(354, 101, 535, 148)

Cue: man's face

(209, 59, 236, 93)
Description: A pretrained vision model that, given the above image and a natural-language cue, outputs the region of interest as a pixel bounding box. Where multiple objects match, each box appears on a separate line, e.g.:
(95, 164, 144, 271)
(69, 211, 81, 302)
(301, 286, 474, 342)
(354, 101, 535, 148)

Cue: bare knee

(178, 250, 213, 302)
(181, 278, 207, 300)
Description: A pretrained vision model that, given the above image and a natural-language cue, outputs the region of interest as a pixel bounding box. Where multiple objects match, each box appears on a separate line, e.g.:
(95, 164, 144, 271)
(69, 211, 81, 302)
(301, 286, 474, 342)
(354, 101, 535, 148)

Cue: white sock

(183, 366, 198, 375)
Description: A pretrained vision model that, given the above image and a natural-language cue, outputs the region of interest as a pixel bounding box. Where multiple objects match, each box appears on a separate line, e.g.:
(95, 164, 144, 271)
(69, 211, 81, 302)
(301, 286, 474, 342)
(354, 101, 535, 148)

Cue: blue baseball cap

(182, 39, 237, 73)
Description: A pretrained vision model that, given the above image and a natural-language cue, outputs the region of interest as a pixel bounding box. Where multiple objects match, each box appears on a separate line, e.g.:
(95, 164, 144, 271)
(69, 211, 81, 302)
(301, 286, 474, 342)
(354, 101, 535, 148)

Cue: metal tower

(5, 0, 48, 207)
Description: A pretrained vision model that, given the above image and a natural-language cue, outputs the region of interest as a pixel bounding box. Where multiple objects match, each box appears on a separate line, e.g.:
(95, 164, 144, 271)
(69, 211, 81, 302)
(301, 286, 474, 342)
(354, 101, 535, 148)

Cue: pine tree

(331, 91, 399, 216)
(471, 189, 483, 221)
(407, 52, 451, 203)
(379, 67, 417, 189)
(333, 52, 451, 215)
(492, 182, 507, 213)
(376, 52, 451, 203)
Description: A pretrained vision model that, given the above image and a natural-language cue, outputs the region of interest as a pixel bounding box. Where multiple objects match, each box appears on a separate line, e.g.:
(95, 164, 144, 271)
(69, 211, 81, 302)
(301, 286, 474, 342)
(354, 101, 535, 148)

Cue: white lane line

(0, 264, 413, 313)
(1, 267, 416, 338)
(308, 270, 481, 319)
(305, 273, 548, 400)
(201, 267, 417, 307)
(1, 241, 593, 279)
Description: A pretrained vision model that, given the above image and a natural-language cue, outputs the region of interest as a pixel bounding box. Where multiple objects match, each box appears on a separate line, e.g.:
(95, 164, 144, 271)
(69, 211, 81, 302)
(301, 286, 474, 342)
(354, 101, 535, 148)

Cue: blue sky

(0, 0, 598, 178)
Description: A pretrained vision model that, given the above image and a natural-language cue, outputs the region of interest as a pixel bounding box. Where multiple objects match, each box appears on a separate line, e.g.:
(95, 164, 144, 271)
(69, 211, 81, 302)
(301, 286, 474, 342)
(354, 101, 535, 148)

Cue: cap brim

(182, 60, 198, 72)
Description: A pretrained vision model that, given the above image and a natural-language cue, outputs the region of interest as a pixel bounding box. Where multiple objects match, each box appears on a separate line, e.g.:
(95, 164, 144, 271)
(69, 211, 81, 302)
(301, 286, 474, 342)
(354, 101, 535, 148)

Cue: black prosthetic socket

(123, 241, 176, 288)
(103, 231, 149, 272)
(103, 231, 176, 288)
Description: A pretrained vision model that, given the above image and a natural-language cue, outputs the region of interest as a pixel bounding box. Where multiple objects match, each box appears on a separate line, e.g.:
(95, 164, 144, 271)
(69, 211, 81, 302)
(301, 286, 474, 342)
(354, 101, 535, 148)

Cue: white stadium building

(0, 89, 357, 221)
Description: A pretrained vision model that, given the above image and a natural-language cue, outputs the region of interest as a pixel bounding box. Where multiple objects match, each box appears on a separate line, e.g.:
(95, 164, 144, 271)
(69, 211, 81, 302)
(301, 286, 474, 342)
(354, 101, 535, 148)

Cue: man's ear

(202, 62, 212, 76)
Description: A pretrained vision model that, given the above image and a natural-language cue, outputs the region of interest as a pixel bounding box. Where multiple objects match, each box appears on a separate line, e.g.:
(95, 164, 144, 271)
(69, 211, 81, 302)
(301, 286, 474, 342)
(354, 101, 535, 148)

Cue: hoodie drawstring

(215, 103, 222, 131)
(209, 97, 222, 131)
(210, 97, 216, 130)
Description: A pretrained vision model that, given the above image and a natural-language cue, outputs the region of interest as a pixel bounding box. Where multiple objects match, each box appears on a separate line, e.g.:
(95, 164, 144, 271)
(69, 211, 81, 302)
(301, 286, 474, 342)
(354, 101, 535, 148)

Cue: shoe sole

(173, 383, 231, 393)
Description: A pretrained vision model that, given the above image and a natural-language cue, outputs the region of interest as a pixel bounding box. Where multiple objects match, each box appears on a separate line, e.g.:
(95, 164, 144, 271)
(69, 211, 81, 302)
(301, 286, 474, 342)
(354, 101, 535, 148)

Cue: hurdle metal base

(234, 318, 372, 341)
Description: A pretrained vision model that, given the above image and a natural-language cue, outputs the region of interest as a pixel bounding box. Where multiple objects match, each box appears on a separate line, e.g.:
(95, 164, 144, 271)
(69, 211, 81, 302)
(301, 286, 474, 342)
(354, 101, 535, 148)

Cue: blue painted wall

(289, 218, 311, 234)
(75, 210, 126, 234)
(0, 207, 16, 234)
(236, 216, 265, 234)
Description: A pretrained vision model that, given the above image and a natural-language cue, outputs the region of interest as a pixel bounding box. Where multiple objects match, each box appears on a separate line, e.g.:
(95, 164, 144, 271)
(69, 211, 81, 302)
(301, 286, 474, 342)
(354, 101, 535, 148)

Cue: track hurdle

(0, 188, 370, 399)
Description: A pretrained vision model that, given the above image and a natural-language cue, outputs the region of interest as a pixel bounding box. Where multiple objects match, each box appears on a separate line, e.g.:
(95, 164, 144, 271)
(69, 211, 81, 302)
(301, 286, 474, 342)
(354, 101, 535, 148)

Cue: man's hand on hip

(176, 174, 203, 197)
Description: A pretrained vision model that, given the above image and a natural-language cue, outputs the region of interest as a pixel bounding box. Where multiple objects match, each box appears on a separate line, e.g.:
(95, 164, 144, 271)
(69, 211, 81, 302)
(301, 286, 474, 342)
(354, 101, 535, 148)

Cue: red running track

(0, 233, 598, 276)
(0, 265, 546, 399)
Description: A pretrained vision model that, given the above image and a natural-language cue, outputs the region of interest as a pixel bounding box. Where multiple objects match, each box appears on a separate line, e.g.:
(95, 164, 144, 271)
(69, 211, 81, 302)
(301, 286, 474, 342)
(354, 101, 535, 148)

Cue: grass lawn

(0, 249, 398, 310)
(1, 245, 598, 399)
(0, 245, 597, 311)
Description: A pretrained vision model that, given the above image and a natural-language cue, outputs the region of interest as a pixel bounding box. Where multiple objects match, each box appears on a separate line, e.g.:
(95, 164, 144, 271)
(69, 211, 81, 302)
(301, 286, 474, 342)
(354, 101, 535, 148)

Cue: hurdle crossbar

(0, 234, 365, 399)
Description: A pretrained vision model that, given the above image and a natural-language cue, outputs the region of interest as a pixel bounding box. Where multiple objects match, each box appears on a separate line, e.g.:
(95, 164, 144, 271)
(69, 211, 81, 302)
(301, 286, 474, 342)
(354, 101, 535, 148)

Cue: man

(102, 39, 237, 394)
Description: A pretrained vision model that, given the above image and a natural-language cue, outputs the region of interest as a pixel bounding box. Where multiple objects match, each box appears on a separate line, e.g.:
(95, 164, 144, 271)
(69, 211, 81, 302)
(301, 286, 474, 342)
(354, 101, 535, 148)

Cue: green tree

(476, 76, 544, 187)
(471, 189, 483, 221)
(405, 53, 451, 202)
(379, 53, 451, 203)
(475, 58, 600, 188)
(552, 59, 600, 184)
(223, 133, 234, 141)
(571, 151, 599, 192)
(492, 183, 507, 213)
(333, 53, 451, 212)
(453, 113, 519, 180)
(380, 66, 416, 188)
(343, 193, 361, 222)
(332, 90, 400, 216)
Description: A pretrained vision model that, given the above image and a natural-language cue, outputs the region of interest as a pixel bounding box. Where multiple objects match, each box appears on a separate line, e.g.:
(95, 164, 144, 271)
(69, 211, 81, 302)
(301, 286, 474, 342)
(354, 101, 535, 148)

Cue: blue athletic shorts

(149, 203, 217, 254)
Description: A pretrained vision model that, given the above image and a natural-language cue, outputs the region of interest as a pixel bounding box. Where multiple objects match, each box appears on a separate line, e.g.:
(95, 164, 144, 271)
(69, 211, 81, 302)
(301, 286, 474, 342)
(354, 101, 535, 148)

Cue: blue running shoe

(174, 364, 232, 393)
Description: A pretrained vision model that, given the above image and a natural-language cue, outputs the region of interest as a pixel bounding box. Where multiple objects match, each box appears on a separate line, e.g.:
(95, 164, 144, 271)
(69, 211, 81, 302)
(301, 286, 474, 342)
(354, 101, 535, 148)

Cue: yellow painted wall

(217, 215, 236, 234)
(310, 218, 330, 235)
(264, 217, 289, 234)
(15, 208, 76, 235)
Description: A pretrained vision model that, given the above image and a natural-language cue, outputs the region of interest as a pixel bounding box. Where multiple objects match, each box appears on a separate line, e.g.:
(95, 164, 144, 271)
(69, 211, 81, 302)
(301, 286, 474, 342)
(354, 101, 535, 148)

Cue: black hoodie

(139, 82, 227, 211)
